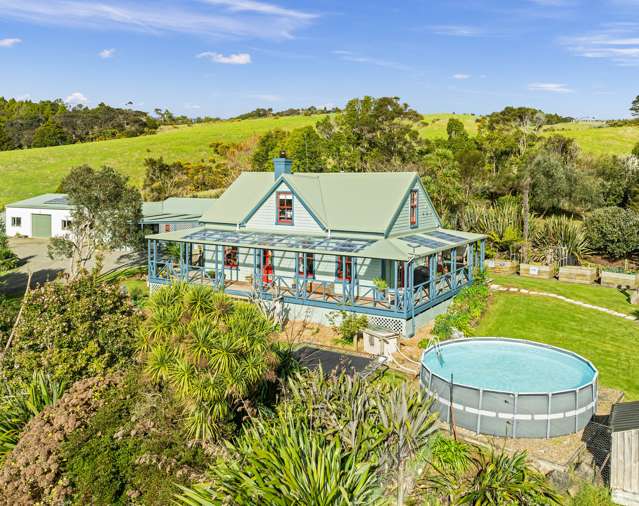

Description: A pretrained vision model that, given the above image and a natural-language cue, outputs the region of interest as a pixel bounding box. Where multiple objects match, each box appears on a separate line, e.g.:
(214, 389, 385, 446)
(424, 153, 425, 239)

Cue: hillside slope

(0, 112, 636, 209)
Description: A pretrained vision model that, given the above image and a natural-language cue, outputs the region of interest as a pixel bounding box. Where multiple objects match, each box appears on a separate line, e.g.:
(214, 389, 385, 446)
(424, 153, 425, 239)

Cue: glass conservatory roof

(183, 229, 375, 254)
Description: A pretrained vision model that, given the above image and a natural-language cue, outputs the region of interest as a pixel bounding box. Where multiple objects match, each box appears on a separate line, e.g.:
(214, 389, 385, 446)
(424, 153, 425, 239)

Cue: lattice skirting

(367, 315, 407, 335)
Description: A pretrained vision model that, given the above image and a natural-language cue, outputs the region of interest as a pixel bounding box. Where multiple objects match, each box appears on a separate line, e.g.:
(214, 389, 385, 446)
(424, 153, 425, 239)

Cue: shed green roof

(200, 172, 430, 234)
(5, 193, 72, 210)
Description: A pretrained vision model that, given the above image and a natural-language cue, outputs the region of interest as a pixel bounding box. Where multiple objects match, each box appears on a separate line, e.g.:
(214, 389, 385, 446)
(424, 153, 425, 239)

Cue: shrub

(0, 371, 67, 463)
(328, 310, 369, 343)
(0, 295, 19, 346)
(0, 374, 122, 503)
(5, 271, 139, 385)
(62, 370, 207, 505)
(432, 272, 489, 339)
(142, 284, 278, 441)
(532, 215, 590, 263)
(585, 206, 639, 259)
(0, 217, 18, 273)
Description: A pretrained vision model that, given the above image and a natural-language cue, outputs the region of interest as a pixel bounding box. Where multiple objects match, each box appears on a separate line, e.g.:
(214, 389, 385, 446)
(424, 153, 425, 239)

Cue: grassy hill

(0, 112, 637, 209)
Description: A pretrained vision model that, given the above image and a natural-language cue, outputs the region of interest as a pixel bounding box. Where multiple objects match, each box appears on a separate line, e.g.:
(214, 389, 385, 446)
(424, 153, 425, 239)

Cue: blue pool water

(422, 339, 596, 393)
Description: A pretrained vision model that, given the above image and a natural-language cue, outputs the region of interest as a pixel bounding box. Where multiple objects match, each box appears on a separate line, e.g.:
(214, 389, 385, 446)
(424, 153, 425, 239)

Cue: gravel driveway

(1, 238, 142, 296)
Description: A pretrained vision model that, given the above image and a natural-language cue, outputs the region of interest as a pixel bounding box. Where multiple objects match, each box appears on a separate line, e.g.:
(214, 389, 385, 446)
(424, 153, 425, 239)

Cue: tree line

(0, 97, 160, 151)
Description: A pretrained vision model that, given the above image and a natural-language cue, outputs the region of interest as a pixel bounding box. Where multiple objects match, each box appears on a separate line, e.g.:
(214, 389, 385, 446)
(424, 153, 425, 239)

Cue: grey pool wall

(420, 338, 598, 439)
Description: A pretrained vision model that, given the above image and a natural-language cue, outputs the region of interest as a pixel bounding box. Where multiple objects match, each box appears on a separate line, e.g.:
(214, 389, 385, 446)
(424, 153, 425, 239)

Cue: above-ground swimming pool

(420, 338, 598, 438)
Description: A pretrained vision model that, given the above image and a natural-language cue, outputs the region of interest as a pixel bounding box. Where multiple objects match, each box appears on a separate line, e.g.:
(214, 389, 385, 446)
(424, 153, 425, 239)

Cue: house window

(276, 191, 293, 225)
(336, 256, 352, 281)
(224, 246, 238, 268)
(61, 219, 72, 230)
(298, 253, 315, 278)
(10, 217, 21, 227)
(409, 189, 418, 227)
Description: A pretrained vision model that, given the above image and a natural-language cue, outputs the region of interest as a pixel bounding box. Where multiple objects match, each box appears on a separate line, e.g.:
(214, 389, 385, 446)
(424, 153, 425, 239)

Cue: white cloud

(99, 48, 115, 58)
(196, 52, 251, 64)
(203, 0, 316, 20)
(528, 82, 574, 93)
(429, 25, 483, 37)
(561, 23, 639, 65)
(16, 93, 31, 100)
(0, 37, 21, 47)
(331, 50, 412, 71)
(184, 103, 201, 110)
(0, 0, 316, 40)
(65, 91, 88, 105)
(452, 73, 471, 80)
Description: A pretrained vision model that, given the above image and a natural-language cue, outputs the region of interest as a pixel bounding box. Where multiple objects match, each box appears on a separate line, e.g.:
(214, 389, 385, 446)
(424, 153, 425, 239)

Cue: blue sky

(0, 0, 638, 118)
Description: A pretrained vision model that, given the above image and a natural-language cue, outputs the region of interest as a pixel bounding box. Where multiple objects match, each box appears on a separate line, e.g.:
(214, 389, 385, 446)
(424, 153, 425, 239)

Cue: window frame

(276, 191, 294, 225)
(298, 253, 315, 279)
(336, 256, 352, 281)
(409, 189, 418, 228)
(10, 216, 21, 227)
(61, 219, 72, 230)
(224, 246, 239, 269)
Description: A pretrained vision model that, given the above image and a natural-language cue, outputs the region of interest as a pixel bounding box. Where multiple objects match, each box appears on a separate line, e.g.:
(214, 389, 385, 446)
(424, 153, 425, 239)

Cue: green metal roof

(200, 171, 430, 234)
(5, 193, 73, 210)
(146, 225, 484, 261)
(141, 197, 218, 224)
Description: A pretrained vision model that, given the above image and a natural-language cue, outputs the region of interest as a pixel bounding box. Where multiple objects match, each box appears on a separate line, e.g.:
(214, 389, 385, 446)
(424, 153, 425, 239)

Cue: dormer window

(409, 189, 418, 228)
(277, 191, 293, 225)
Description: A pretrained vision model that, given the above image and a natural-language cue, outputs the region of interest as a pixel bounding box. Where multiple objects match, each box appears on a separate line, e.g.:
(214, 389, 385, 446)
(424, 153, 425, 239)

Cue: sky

(0, 0, 638, 119)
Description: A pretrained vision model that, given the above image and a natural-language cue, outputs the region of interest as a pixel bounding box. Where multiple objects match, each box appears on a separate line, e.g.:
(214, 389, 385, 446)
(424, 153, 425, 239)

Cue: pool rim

(421, 337, 599, 396)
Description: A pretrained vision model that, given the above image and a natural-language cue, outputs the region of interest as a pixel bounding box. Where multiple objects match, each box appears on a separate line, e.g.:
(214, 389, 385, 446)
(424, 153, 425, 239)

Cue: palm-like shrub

(142, 284, 277, 440)
(460, 200, 524, 256)
(532, 214, 590, 263)
(176, 411, 385, 506)
(423, 445, 561, 505)
(0, 371, 66, 462)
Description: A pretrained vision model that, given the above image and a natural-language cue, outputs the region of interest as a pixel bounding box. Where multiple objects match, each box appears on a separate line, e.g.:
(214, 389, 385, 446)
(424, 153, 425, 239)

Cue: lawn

(474, 292, 639, 400)
(542, 121, 639, 156)
(490, 273, 635, 315)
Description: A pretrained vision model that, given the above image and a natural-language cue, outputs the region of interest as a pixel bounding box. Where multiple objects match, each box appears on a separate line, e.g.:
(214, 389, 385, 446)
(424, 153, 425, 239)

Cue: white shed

(610, 401, 639, 506)
(4, 194, 73, 238)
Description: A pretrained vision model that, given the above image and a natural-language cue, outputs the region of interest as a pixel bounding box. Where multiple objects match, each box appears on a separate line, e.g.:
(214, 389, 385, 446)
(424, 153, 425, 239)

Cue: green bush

(62, 370, 207, 505)
(432, 272, 489, 339)
(0, 217, 18, 272)
(328, 310, 369, 342)
(585, 206, 639, 259)
(6, 271, 139, 385)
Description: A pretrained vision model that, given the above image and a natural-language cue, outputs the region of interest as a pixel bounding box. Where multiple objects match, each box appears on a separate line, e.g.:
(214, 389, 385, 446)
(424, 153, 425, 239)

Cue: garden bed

(558, 266, 598, 285)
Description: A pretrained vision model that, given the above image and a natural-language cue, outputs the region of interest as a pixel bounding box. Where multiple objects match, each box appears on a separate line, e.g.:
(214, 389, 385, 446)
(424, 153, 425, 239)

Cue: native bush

(531, 214, 590, 263)
(141, 283, 278, 441)
(175, 369, 438, 505)
(5, 270, 139, 385)
(62, 370, 207, 505)
(585, 206, 639, 259)
(421, 443, 561, 505)
(0, 217, 18, 273)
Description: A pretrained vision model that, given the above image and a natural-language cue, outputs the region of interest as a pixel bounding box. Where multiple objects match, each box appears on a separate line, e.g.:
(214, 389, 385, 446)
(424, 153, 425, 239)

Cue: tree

(284, 126, 326, 172)
(420, 148, 464, 223)
(317, 96, 423, 172)
(143, 284, 278, 440)
(251, 129, 288, 171)
(31, 119, 69, 147)
(631, 95, 639, 117)
(529, 151, 576, 214)
(633, 141, 639, 157)
(48, 165, 142, 277)
(0, 218, 18, 273)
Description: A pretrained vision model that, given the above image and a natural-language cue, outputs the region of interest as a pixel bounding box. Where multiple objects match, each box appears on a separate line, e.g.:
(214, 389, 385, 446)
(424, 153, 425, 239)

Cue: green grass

(542, 121, 639, 156)
(0, 113, 475, 209)
(491, 273, 636, 315)
(0, 111, 636, 209)
(474, 293, 639, 399)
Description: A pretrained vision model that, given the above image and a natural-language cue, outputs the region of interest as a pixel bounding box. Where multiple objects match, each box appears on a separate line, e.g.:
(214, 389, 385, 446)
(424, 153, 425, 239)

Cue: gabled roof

(200, 171, 426, 235)
(5, 193, 72, 210)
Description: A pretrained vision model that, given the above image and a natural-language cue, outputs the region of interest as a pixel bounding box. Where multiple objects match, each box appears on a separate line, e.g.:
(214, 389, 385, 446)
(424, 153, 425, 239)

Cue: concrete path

(1, 237, 140, 296)
(490, 284, 637, 321)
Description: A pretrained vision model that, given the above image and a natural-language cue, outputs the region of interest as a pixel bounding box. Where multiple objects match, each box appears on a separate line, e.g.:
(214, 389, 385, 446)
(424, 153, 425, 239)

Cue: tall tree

(284, 126, 326, 172)
(48, 165, 142, 276)
(631, 95, 639, 117)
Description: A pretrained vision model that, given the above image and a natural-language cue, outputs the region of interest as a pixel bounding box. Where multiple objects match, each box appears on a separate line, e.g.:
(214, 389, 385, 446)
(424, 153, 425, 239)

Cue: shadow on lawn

(0, 269, 64, 297)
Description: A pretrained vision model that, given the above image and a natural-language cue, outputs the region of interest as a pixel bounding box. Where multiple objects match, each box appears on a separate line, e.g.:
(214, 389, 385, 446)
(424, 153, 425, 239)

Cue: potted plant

(373, 277, 389, 301)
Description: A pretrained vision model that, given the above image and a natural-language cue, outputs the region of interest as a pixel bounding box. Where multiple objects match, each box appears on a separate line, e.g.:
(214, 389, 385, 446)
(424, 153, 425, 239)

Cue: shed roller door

(32, 214, 52, 238)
